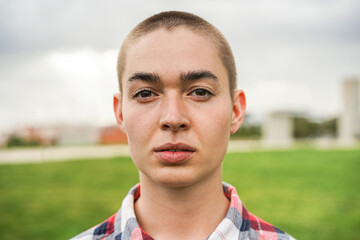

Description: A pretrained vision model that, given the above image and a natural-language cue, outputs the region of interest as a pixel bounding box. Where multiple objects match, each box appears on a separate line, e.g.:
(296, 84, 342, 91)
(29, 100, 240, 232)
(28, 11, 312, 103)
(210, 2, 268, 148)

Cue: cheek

(122, 105, 158, 153)
(193, 102, 232, 148)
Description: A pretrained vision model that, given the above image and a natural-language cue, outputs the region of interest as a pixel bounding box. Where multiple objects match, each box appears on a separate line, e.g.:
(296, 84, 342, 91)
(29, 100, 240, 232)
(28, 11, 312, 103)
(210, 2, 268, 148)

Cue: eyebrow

(128, 72, 160, 83)
(180, 70, 219, 83)
(127, 70, 219, 84)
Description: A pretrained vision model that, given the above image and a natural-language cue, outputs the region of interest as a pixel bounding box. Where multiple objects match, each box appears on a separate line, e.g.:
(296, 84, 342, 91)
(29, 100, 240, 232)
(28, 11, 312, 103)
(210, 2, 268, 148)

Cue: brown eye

(138, 90, 152, 98)
(193, 89, 208, 96)
(189, 88, 214, 100)
(133, 89, 158, 102)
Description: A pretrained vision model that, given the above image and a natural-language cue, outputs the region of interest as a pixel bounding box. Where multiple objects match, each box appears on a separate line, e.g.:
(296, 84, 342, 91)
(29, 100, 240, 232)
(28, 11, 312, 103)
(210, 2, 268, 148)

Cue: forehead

(122, 27, 227, 86)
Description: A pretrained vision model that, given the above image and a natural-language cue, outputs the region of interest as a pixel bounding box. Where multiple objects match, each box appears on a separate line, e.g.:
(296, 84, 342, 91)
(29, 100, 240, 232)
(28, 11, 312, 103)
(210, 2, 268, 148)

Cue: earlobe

(113, 93, 126, 132)
(230, 90, 246, 134)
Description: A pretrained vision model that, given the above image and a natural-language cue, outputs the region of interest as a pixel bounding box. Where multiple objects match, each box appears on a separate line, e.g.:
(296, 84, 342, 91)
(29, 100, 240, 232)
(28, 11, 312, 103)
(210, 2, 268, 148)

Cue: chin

(157, 179, 195, 188)
(150, 169, 200, 189)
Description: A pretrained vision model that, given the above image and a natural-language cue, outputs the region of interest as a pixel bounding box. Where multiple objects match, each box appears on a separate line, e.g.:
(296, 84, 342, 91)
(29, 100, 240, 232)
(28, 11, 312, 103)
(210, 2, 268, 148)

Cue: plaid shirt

(71, 183, 295, 240)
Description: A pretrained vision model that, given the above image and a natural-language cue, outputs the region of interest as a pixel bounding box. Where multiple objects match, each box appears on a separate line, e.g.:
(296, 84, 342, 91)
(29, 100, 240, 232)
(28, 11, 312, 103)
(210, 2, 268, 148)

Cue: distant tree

(293, 117, 338, 139)
(293, 117, 318, 138)
(6, 135, 41, 148)
(231, 124, 261, 140)
(318, 118, 337, 137)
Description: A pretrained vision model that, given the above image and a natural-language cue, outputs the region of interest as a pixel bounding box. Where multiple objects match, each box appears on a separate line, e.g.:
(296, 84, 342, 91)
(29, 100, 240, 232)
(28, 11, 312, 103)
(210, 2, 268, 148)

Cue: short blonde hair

(117, 11, 237, 97)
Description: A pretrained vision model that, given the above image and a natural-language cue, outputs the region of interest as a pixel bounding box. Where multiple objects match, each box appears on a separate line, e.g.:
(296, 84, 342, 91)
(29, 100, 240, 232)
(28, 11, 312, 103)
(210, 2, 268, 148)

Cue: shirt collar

(115, 182, 250, 239)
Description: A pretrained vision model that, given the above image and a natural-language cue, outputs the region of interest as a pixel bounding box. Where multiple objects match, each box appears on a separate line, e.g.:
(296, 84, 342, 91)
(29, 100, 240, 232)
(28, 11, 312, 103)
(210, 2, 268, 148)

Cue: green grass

(0, 148, 359, 239)
(223, 149, 360, 239)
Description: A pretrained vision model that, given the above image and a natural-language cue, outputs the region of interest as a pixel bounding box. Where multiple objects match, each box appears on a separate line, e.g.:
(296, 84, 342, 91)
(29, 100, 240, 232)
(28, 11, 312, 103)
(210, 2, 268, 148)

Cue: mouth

(154, 143, 196, 164)
(154, 143, 196, 152)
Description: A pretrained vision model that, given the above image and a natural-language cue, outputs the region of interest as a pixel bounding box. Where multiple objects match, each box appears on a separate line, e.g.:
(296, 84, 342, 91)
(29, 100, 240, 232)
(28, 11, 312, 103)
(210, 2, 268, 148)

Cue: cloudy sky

(0, 0, 359, 134)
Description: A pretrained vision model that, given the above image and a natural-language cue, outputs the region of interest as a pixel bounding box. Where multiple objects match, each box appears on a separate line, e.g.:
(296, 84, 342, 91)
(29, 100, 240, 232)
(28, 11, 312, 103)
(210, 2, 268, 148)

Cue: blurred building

(57, 125, 100, 145)
(0, 134, 9, 147)
(2, 124, 129, 147)
(338, 77, 360, 145)
(262, 111, 294, 147)
(99, 125, 127, 144)
(21, 126, 60, 145)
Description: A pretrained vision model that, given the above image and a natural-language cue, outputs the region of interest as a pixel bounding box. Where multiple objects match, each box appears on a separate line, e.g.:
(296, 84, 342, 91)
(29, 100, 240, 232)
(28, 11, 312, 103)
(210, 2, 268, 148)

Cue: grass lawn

(0, 148, 359, 239)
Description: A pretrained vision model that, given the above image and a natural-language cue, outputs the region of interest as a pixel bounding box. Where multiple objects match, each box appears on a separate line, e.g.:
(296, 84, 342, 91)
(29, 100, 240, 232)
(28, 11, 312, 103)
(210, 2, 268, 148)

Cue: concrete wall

(338, 77, 360, 144)
(57, 126, 100, 145)
(263, 112, 294, 147)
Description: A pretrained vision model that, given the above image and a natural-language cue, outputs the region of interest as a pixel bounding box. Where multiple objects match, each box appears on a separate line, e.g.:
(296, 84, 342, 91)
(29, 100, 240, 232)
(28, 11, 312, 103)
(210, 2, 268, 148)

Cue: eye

(133, 89, 158, 102)
(189, 88, 214, 100)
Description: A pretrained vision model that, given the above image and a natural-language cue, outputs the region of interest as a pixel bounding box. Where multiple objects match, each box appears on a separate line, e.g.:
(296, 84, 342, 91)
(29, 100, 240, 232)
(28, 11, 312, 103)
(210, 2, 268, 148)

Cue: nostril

(162, 123, 187, 131)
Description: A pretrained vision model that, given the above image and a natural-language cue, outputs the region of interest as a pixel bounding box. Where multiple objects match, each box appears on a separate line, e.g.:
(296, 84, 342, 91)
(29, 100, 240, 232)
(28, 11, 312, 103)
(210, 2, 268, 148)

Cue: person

(71, 11, 295, 240)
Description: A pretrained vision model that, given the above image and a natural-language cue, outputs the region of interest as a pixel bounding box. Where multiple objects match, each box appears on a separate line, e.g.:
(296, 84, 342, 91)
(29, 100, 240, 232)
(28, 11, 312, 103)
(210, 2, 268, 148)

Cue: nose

(159, 93, 190, 131)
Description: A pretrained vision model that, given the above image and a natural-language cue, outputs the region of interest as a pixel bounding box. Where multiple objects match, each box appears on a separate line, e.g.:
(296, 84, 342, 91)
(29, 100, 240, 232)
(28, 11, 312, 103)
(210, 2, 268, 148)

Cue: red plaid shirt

(71, 183, 295, 240)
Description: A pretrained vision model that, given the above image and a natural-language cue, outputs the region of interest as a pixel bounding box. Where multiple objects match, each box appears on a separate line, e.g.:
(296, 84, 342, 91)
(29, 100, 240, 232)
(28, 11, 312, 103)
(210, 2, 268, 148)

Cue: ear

(113, 93, 126, 132)
(230, 89, 246, 134)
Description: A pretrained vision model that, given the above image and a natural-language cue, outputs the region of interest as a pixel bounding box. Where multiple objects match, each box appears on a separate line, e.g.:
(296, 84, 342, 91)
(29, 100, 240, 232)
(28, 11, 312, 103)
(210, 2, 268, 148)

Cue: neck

(134, 170, 229, 240)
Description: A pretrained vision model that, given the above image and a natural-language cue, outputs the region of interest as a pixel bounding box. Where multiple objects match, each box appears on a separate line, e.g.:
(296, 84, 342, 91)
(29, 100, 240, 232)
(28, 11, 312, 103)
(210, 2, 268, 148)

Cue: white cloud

(245, 80, 312, 114)
(0, 0, 359, 133)
(0, 49, 119, 133)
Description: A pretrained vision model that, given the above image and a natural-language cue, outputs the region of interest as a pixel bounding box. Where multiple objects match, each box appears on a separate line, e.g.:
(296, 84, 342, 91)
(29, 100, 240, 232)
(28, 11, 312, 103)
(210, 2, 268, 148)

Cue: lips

(154, 143, 196, 164)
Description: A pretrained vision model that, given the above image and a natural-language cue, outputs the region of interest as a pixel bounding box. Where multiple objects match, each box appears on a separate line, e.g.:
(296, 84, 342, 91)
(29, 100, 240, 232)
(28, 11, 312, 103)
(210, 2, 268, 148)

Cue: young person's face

(114, 27, 245, 188)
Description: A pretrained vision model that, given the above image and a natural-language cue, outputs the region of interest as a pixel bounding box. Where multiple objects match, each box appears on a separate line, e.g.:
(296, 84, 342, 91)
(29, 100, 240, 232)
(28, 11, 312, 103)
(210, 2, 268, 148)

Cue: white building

(262, 111, 294, 147)
(338, 77, 360, 145)
(57, 125, 100, 145)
